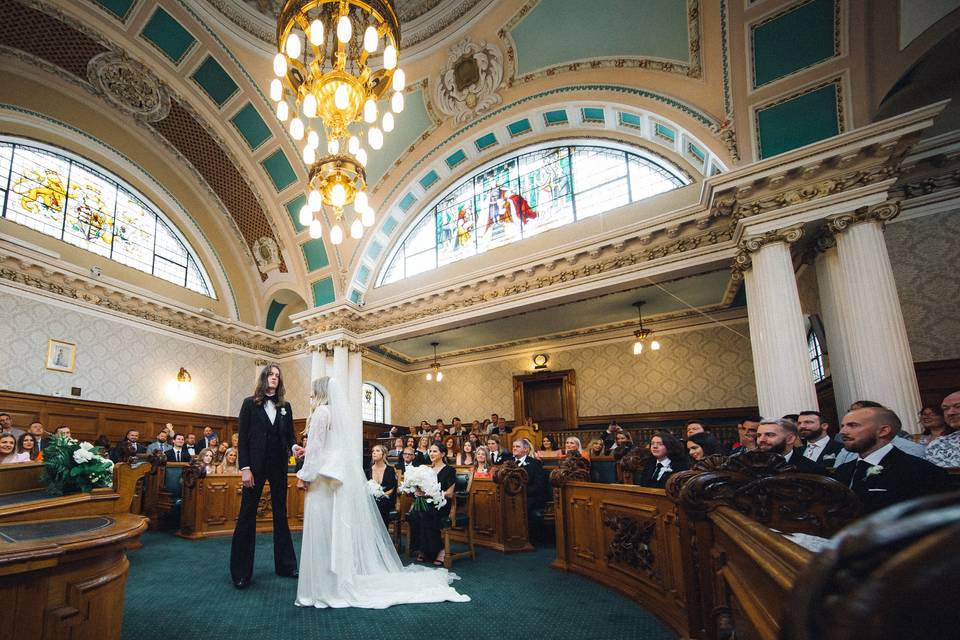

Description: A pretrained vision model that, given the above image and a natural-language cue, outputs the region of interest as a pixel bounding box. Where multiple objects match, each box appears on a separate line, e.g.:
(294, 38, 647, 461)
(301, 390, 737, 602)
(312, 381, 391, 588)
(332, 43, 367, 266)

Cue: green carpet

(123, 532, 675, 639)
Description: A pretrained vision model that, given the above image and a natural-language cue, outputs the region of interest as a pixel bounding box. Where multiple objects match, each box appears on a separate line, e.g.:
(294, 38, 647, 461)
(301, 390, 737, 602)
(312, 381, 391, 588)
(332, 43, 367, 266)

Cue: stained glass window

(362, 383, 385, 423)
(378, 143, 688, 286)
(0, 138, 214, 297)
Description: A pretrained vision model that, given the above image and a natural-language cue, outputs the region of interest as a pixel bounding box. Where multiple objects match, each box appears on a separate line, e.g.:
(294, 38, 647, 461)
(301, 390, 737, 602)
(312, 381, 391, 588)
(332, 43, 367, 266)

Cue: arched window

(808, 328, 826, 383)
(0, 138, 214, 297)
(377, 143, 689, 286)
(362, 382, 386, 423)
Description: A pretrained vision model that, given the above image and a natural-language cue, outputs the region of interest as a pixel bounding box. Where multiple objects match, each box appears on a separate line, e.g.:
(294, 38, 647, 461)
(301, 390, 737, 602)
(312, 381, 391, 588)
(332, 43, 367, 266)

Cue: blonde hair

(371, 444, 388, 463)
(311, 376, 330, 408)
(474, 445, 490, 469)
(217, 447, 240, 474)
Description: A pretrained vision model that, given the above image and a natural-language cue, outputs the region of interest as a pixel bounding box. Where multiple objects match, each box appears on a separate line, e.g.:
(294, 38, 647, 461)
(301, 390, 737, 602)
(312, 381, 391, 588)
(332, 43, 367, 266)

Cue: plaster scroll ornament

(86, 52, 170, 123)
(252, 236, 281, 274)
(433, 39, 504, 123)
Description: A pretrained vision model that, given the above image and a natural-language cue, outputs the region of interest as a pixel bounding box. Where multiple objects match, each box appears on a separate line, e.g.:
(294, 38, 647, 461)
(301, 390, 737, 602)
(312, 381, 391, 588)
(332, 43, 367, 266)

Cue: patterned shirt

(924, 431, 960, 468)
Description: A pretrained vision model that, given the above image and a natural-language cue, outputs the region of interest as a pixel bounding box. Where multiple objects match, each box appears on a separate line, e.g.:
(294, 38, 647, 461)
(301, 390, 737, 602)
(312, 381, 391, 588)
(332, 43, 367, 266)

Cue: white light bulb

(285, 32, 301, 59)
(273, 52, 287, 77)
(302, 145, 316, 165)
(354, 191, 369, 211)
(383, 44, 397, 70)
(303, 93, 317, 118)
(651, 340, 661, 351)
(308, 189, 322, 211)
(276, 100, 289, 121)
(334, 84, 350, 111)
(298, 204, 312, 226)
(331, 183, 346, 207)
(426, 372, 432, 381)
(327, 138, 340, 155)
(391, 91, 404, 113)
(309, 19, 323, 45)
(368, 126, 383, 150)
(336, 15, 352, 43)
(363, 98, 377, 123)
(391, 68, 406, 92)
(355, 147, 367, 166)
(290, 117, 304, 140)
(269, 78, 282, 102)
(348, 135, 360, 155)
(382, 111, 394, 132)
(330, 224, 343, 245)
(306, 129, 319, 149)
(633, 340, 643, 355)
(436, 370, 443, 382)
(363, 25, 378, 53)
(351, 218, 363, 238)
(361, 207, 375, 227)
(309, 218, 323, 239)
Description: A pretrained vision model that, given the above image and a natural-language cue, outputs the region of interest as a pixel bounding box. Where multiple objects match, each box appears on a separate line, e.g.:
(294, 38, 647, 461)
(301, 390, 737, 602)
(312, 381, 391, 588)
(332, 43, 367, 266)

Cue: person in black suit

(110, 429, 148, 462)
(165, 433, 191, 463)
(639, 432, 688, 488)
(396, 446, 418, 475)
(834, 406, 949, 515)
(27, 422, 51, 454)
(756, 418, 826, 475)
(230, 364, 302, 589)
(797, 411, 844, 468)
(200, 426, 219, 450)
(510, 438, 547, 509)
(485, 435, 513, 465)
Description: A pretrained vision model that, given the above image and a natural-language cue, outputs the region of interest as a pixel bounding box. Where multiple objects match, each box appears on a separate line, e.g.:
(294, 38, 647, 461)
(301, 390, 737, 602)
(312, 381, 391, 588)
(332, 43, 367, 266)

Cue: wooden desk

(459, 470, 532, 554)
(0, 513, 147, 640)
(0, 461, 45, 495)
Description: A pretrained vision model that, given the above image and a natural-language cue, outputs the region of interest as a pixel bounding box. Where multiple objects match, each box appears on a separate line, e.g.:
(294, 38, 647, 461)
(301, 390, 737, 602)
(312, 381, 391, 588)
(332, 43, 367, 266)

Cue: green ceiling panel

(349, 289, 363, 304)
(654, 122, 676, 143)
(752, 0, 837, 88)
(92, 0, 136, 20)
(285, 194, 307, 233)
(618, 112, 643, 129)
(382, 217, 398, 235)
(475, 132, 498, 151)
(301, 239, 329, 271)
(363, 89, 432, 185)
(418, 170, 439, 190)
(231, 103, 273, 150)
(191, 55, 239, 106)
(141, 7, 196, 64)
(311, 277, 336, 306)
(512, 0, 688, 75)
(445, 149, 467, 169)
(261, 149, 298, 191)
(687, 142, 706, 164)
(398, 192, 418, 212)
(757, 82, 840, 159)
(543, 109, 568, 126)
(581, 107, 605, 123)
(506, 119, 532, 137)
(357, 265, 371, 285)
(367, 240, 383, 260)
(265, 299, 286, 331)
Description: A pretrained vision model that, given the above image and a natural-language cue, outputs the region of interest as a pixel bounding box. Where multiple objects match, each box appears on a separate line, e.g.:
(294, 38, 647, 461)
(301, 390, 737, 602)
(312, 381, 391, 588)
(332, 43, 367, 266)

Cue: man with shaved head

(925, 390, 960, 468)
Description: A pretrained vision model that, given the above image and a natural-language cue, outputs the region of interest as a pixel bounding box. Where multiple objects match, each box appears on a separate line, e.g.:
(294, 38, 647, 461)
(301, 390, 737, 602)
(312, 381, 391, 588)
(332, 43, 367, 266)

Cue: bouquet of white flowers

(42, 435, 114, 496)
(398, 465, 447, 511)
(367, 478, 387, 499)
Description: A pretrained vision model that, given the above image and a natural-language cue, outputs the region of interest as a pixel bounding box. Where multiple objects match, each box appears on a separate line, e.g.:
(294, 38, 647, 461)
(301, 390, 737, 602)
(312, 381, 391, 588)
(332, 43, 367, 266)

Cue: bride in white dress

(295, 376, 470, 608)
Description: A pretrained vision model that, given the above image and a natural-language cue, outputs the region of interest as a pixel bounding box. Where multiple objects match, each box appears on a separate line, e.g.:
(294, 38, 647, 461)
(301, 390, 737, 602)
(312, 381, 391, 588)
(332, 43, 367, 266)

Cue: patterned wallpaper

(887, 211, 960, 362)
(0, 288, 256, 416)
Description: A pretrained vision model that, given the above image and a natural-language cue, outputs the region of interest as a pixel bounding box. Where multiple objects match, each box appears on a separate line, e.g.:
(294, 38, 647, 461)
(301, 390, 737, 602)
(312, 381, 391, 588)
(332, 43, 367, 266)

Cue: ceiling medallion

(86, 52, 170, 123)
(434, 38, 503, 123)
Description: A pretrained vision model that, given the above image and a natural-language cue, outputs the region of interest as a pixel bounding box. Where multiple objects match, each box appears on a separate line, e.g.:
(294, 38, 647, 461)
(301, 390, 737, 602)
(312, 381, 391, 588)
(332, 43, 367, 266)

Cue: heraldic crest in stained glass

(13, 168, 67, 218)
(68, 181, 118, 245)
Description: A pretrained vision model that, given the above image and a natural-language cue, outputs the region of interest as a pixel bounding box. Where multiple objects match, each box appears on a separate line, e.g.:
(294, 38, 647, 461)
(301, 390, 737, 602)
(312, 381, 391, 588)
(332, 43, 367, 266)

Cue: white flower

(79, 441, 95, 451)
(72, 448, 94, 464)
(865, 465, 884, 478)
(367, 479, 386, 499)
(398, 465, 446, 508)
(281, 407, 287, 416)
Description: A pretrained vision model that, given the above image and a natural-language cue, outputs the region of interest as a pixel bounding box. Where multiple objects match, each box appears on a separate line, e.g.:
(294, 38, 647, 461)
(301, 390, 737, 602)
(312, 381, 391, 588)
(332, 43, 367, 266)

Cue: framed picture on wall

(46, 339, 76, 373)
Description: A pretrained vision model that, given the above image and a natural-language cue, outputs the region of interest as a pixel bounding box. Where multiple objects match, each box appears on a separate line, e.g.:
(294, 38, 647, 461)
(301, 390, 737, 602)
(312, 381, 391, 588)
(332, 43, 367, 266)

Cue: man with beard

(834, 406, 948, 514)
(756, 418, 825, 474)
(796, 411, 843, 468)
(925, 390, 960, 468)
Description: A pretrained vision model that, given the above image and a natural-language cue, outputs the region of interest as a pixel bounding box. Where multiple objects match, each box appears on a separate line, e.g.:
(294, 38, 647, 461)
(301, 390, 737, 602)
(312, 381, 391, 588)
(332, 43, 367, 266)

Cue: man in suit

(730, 418, 761, 454)
(230, 364, 300, 589)
(511, 438, 547, 509)
(110, 429, 147, 462)
(396, 446, 417, 475)
(835, 406, 949, 515)
(486, 435, 513, 465)
(146, 429, 171, 455)
(796, 411, 843, 468)
(165, 433, 191, 463)
(200, 426, 219, 450)
(27, 421, 50, 454)
(756, 418, 825, 475)
(184, 433, 198, 457)
(0, 413, 24, 439)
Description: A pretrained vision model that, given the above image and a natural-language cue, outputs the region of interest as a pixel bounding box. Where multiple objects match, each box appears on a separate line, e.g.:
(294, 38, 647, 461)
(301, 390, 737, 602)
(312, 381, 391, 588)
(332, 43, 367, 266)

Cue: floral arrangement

(41, 435, 114, 496)
(367, 478, 387, 499)
(398, 465, 446, 511)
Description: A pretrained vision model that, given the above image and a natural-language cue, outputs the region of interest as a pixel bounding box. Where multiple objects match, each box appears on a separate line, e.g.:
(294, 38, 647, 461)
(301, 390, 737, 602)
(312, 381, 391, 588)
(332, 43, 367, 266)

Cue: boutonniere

(865, 465, 883, 478)
(823, 453, 836, 460)
(280, 407, 287, 416)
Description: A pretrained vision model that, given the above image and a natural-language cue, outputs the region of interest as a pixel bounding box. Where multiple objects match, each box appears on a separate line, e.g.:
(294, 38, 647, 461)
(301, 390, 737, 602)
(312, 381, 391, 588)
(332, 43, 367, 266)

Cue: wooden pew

(441, 464, 533, 554)
(0, 460, 45, 495)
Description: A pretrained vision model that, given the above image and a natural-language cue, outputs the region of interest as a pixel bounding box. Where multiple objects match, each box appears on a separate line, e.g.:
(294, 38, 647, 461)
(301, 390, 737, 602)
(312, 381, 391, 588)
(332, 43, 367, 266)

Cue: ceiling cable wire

(641, 277, 751, 341)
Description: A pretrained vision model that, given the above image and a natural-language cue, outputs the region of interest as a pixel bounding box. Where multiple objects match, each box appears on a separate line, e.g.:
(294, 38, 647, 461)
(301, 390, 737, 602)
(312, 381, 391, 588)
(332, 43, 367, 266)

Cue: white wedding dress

(295, 380, 470, 608)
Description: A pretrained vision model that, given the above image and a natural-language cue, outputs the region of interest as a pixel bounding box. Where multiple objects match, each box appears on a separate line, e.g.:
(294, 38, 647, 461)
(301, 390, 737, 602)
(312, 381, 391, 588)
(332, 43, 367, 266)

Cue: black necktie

(851, 460, 870, 489)
(654, 462, 663, 480)
(176, 450, 181, 462)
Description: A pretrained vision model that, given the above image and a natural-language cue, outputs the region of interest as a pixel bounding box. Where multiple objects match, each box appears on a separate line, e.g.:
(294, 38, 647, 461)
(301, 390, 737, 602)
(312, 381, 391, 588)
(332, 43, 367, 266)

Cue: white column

(349, 348, 363, 459)
(815, 244, 856, 417)
(309, 347, 327, 383)
(830, 208, 920, 432)
(741, 230, 819, 418)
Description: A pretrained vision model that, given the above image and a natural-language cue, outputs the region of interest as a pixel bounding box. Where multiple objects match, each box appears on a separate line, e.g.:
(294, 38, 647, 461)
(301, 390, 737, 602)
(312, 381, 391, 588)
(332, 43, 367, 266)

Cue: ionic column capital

(731, 224, 805, 279)
(826, 201, 900, 235)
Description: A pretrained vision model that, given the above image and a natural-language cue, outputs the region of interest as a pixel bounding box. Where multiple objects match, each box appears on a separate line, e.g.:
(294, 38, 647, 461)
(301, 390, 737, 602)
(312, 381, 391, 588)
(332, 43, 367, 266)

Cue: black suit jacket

(109, 441, 147, 462)
(834, 446, 950, 515)
(490, 450, 514, 465)
(784, 449, 828, 475)
(165, 447, 192, 463)
(515, 457, 547, 507)
(638, 458, 685, 489)
(797, 438, 844, 468)
(237, 396, 295, 476)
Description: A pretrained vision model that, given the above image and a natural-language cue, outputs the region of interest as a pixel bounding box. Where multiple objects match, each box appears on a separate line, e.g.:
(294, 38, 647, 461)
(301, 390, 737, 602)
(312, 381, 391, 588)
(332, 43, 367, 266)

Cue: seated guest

(434, 419, 447, 436)
(486, 435, 512, 465)
(450, 417, 466, 435)
(686, 432, 722, 462)
(609, 431, 634, 460)
(389, 437, 405, 459)
(407, 443, 456, 565)
(166, 433, 191, 463)
(536, 434, 561, 459)
(797, 411, 843, 468)
(482, 418, 492, 433)
(491, 417, 511, 434)
(473, 446, 493, 478)
(467, 432, 480, 450)
(511, 439, 548, 511)
(396, 447, 418, 476)
(756, 418, 825, 474)
(730, 418, 760, 453)
(564, 436, 584, 458)
(185, 433, 198, 457)
(93, 434, 111, 454)
(200, 426, 218, 450)
(442, 436, 458, 464)
(231, 432, 239, 449)
(217, 447, 240, 474)
(27, 422, 50, 454)
(418, 420, 431, 435)
(486, 414, 500, 434)
(835, 406, 949, 514)
(601, 421, 621, 451)
(456, 440, 475, 466)
(194, 447, 217, 476)
(56, 425, 72, 440)
(404, 436, 416, 451)
(834, 400, 927, 465)
(415, 436, 431, 466)
(0, 413, 24, 438)
(638, 432, 687, 488)
(1, 433, 28, 463)
(470, 420, 482, 435)
(110, 429, 147, 462)
(145, 429, 171, 455)
(365, 444, 397, 526)
(215, 441, 229, 464)
(925, 390, 960, 468)
(585, 438, 605, 459)
(17, 433, 38, 461)
(685, 421, 706, 438)
(919, 404, 952, 446)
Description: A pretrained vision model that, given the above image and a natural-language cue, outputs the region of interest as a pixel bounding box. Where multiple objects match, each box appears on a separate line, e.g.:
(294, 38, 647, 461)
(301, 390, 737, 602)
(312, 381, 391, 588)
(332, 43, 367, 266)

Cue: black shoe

(233, 577, 250, 590)
(277, 569, 298, 578)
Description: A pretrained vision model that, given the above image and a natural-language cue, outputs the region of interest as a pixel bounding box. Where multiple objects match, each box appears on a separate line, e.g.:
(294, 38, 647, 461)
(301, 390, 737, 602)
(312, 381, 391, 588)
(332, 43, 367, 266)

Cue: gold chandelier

(271, 0, 405, 244)
(632, 301, 661, 355)
(425, 342, 443, 382)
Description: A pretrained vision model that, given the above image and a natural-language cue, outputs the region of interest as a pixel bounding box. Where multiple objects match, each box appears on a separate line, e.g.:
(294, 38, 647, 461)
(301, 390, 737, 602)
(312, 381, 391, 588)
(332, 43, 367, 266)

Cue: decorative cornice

(826, 202, 901, 235)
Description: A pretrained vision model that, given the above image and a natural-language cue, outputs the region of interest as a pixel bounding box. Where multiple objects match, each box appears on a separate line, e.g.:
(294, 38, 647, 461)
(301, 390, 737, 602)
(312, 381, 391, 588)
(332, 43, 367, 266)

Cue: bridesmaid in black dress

(365, 444, 397, 526)
(407, 442, 456, 565)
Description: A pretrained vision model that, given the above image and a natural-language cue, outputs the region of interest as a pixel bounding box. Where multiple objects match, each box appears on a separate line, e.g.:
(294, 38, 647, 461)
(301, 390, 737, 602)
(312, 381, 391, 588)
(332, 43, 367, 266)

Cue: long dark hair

(253, 363, 285, 405)
(654, 431, 688, 470)
(687, 432, 722, 458)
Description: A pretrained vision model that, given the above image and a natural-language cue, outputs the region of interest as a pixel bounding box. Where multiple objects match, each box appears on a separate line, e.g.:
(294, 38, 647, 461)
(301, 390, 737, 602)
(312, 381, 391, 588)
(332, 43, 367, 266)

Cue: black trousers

(229, 454, 297, 580)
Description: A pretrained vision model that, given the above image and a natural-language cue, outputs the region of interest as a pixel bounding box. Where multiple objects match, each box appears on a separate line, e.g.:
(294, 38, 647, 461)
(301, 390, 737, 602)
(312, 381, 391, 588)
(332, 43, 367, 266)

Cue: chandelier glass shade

(631, 301, 661, 355)
(272, 0, 404, 244)
(425, 342, 443, 382)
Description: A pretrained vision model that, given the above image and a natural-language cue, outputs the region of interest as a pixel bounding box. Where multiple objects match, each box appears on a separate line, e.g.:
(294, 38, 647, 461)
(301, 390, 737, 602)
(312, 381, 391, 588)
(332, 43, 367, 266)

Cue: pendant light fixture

(632, 301, 661, 355)
(425, 341, 443, 382)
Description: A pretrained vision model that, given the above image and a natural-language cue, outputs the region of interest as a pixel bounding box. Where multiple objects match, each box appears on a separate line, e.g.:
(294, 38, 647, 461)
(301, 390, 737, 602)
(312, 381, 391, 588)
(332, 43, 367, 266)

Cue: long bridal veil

(295, 377, 470, 608)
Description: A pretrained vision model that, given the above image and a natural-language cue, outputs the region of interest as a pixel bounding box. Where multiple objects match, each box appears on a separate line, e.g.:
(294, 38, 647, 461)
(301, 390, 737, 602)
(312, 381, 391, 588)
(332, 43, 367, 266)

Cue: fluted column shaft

(348, 348, 363, 460)
(815, 246, 856, 417)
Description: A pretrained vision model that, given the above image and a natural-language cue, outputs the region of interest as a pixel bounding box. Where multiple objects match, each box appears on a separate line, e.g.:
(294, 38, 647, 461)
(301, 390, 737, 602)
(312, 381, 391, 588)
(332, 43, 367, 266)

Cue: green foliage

(41, 434, 114, 496)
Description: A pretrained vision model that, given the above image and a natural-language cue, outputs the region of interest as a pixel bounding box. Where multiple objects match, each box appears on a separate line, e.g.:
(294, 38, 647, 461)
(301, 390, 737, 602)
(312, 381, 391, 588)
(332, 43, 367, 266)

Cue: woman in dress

(407, 443, 456, 566)
(456, 440, 475, 466)
(563, 436, 583, 458)
(536, 434, 561, 459)
(473, 446, 492, 479)
(216, 447, 240, 474)
(442, 436, 458, 464)
(585, 438, 605, 459)
(295, 377, 469, 608)
(195, 448, 217, 476)
(365, 444, 397, 526)
(415, 436, 432, 465)
(0, 433, 28, 464)
(17, 433, 38, 461)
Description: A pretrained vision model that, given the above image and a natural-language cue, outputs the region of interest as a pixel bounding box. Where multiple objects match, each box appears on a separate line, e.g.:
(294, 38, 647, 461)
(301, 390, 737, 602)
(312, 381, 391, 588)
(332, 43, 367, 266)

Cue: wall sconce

(532, 353, 549, 370)
(167, 367, 194, 401)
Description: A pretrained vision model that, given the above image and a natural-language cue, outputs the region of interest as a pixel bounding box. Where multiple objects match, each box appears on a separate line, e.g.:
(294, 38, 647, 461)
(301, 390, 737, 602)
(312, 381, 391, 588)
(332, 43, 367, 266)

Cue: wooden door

(513, 369, 577, 430)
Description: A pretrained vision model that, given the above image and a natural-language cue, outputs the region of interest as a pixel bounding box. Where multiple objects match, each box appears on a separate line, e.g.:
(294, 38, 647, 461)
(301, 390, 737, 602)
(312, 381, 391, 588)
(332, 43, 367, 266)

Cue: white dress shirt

(654, 457, 672, 481)
(859, 442, 895, 466)
(265, 398, 277, 423)
(803, 434, 831, 461)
